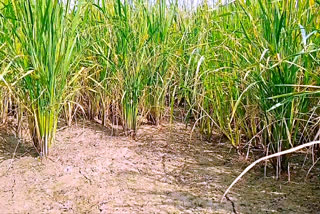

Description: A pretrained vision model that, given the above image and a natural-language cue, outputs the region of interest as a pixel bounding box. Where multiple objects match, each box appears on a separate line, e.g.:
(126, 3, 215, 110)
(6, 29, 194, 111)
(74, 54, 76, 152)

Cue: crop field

(0, 0, 319, 213)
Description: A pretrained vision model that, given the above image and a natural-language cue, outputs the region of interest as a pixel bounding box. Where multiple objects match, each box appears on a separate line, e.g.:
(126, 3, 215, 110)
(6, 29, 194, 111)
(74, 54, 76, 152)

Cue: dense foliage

(0, 0, 319, 174)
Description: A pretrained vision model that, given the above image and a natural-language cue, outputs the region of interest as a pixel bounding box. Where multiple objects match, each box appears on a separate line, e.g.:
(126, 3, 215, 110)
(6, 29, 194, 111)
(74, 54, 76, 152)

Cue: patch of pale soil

(0, 121, 319, 213)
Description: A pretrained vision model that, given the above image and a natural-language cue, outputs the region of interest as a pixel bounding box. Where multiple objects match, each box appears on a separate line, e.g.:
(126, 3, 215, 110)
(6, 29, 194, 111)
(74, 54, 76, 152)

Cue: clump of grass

(0, 0, 319, 176)
(2, 0, 83, 156)
(242, 0, 319, 172)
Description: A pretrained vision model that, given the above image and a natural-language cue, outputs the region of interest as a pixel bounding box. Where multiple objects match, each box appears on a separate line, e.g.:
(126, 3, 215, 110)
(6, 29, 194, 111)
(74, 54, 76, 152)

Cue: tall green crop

(4, 0, 83, 156)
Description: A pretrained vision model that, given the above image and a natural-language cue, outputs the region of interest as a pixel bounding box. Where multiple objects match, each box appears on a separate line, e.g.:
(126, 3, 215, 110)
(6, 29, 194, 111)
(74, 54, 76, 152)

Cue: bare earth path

(0, 121, 319, 213)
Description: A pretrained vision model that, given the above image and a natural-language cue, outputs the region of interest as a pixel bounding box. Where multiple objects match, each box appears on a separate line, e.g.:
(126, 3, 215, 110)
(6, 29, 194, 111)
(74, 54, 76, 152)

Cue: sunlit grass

(0, 0, 319, 170)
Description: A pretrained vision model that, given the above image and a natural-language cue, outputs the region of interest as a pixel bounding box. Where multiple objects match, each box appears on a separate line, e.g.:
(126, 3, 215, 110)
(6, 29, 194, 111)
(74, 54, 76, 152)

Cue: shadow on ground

(0, 129, 37, 163)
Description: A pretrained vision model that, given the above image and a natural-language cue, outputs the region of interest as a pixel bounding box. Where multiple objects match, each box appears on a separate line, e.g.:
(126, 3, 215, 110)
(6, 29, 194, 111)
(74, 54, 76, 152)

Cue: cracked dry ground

(0, 121, 320, 213)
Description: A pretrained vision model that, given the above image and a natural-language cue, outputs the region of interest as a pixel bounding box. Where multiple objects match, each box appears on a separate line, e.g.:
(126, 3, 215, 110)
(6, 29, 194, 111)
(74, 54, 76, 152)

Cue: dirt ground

(0, 121, 319, 213)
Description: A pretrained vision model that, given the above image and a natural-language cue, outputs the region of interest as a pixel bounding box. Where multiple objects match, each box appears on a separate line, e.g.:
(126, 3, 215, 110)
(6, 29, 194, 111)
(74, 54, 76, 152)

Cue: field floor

(0, 121, 319, 213)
